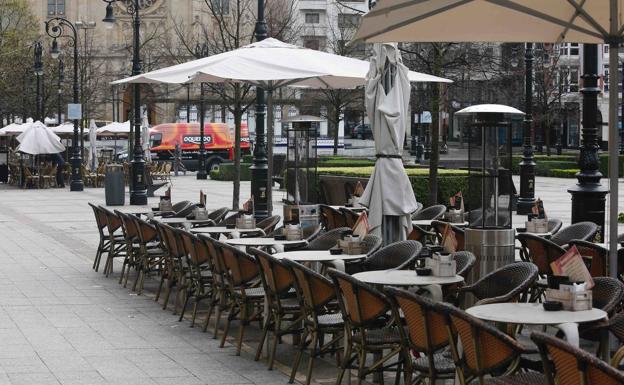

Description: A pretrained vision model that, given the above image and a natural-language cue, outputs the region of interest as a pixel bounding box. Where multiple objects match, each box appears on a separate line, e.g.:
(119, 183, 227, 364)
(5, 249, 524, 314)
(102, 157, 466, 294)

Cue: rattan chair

(361, 233, 383, 255)
(431, 220, 465, 251)
(197, 234, 227, 336)
(283, 259, 344, 385)
(207, 207, 229, 223)
(328, 269, 403, 385)
(154, 222, 187, 313)
(319, 204, 347, 230)
(89, 203, 122, 272)
(115, 210, 141, 287)
(606, 312, 624, 367)
(549, 221, 598, 247)
(157, 200, 192, 218)
(444, 251, 477, 304)
(437, 302, 543, 385)
(345, 240, 423, 274)
(386, 287, 456, 385)
(460, 262, 538, 305)
(249, 248, 302, 370)
(578, 277, 624, 347)
(131, 216, 165, 295)
(567, 240, 608, 277)
(100, 207, 128, 277)
(302, 227, 351, 250)
(218, 242, 265, 355)
(412, 204, 446, 221)
(242, 215, 280, 238)
(546, 218, 563, 235)
(531, 331, 624, 385)
(516, 233, 567, 301)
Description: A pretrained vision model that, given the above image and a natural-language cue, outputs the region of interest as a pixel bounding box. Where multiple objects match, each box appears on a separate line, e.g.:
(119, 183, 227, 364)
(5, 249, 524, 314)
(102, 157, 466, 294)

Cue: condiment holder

(338, 234, 364, 255)
(236, 214, 256, 230)
(424, 253, 456, 277)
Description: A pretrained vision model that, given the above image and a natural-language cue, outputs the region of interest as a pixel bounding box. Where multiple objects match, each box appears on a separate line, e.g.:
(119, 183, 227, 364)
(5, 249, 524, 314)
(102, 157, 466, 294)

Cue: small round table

(225, 237, 307, 252)
(412, 219, 469, 227)
(192, 227, 264, 237)
(156, 217, 214, 227)
(273, 250, 367, 271)
(352, 270, 464, 301)
(466, 302, 607, 349)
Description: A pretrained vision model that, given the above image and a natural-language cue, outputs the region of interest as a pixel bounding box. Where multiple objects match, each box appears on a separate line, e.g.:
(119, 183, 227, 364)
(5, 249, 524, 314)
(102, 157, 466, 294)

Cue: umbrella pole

(267, 88, 274, 213)
(382, 215, 402, 246)
(608, 41, 619, 279)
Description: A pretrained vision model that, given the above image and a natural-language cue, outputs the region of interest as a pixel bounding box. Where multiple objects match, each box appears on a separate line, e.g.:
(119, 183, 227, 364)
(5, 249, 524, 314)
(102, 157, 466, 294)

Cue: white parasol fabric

(52, 122, 75, 135)
(96, 121, 132, 135)
(0, 120, 32, 135)
(360, 43, 417, 242)
(89, 119, 98, 169)
(141, 114, 151, 162)
(354, 0, 624, 278)
(16, 121, 65, 155)
(112, 38, 451, 89)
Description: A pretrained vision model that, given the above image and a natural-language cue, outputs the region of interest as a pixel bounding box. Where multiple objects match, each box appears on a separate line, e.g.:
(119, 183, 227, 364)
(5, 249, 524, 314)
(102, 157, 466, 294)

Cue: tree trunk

(232, 85, 241, 210)
(333, 104, 341, 156)
(428, 49, 442, 205)
(545, 120, 551, 156)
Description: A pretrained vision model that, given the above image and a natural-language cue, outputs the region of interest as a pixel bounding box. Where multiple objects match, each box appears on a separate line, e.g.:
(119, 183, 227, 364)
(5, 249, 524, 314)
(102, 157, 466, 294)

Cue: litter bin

(105, 164, 125, 205)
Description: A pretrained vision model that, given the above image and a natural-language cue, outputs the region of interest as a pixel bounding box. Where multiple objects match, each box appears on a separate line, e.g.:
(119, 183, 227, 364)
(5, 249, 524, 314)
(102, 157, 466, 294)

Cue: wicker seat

(249, 248, 302, 370)
(328, 269, 404, 385)
(460, 262, 538, 305)
(386, 287, 456, 385)
(437, 302, 541, 385)
(567, 240, 608, 277)
(283, 260, 344, 385)
(549, 221, 598, 246)
(319, 204, 347, 230)
(302, 227, 351, 250)
(345, 240, 423, 274)
(484, 371, 548, 385)
(531, 331, 624, 385)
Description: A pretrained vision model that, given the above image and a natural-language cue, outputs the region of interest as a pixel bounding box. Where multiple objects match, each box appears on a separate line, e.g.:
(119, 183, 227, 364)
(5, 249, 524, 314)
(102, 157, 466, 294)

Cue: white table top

(467, 303, 607, 325)
(192, 227, 263, 234)
(225, 237, 307, 247)
(352, 270, 464, 286)
(518, 230, 552, 237)
(412, 219, 469, 227)
(272, 250, 367, 262)
(157, 217, 214, 224)
(330, 205, 367, 212)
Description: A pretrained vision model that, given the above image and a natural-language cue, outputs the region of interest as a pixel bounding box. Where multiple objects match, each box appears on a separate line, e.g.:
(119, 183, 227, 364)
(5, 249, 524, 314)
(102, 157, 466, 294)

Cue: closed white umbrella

(360, 43, 417, 243)
(16, 121, 65, 155)
(354, 0, 623, 278)
(141, 114, 151, 162)
(89, 119, 98, 169)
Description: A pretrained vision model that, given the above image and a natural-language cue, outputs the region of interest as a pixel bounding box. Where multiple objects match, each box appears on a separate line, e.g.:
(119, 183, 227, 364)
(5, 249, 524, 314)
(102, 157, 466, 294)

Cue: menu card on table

(550, 245, 595, 289)
(352, 211, 369, 238)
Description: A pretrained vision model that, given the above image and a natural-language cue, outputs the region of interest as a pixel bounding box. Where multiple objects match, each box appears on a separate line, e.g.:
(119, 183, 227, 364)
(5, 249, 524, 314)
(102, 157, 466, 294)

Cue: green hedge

(598, 154, 624, 177)
(210, 163, 251, 181)
(550, 168, 580, 178)
(317, 166, 467, 178)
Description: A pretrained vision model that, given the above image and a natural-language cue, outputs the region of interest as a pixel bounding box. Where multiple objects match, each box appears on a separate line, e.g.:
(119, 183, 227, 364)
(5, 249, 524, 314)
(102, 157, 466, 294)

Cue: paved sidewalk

(0, 179, 290, 385)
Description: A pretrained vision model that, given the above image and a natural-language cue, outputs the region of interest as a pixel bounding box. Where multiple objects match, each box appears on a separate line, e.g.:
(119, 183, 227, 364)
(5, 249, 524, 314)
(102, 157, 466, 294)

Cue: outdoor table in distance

(412, 219, 469, 227)
(466, 302, 607, 355)
(516, 228, 553, 238)
(352, 270, 464, 301)
(191, 227, 264, 237)
(272, 250, 367, 272)
(224, 237, 308, 252)
(155, 217, 215, 226)
(330, 205, 367, 212)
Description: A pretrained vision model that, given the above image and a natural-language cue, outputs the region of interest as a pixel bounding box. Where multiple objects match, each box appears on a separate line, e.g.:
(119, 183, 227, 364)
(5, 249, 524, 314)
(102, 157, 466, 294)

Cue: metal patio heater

(457, 104, 524, 286)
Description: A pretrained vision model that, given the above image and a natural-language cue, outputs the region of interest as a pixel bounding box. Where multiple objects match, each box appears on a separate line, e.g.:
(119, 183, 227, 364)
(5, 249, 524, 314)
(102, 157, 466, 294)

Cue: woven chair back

(89, 204, 108, 233)
(306, 227, 351, 250)
(364, 240, 422, 270)
(412, 204, 446, 220)
(250, 248, 294, 296)
(285, 259, 335, 310)
(220, 243, 259, 287)
(470, 262, 538, 302)
(319, 204, 346, 229)
(550, 221, 598, 246)
(517, 233, 565, 275)
(100, 207, 122, 234)
(115, 211, 139, 241)
(329, 269, 390, 327)
(257, 215, 281, 234)
(133, 217, 158, 245)
(568, 240, 607, 277)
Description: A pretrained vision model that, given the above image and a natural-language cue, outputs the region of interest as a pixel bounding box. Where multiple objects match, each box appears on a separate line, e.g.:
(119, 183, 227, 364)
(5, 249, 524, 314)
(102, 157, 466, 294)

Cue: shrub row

(210, 163, 251, 181)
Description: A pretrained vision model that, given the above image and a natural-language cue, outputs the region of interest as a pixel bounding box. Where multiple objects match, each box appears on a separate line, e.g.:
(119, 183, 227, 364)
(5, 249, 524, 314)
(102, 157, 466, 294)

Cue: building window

(337, 13, 361, 29)
(210, 0, 229, 15)
(559, 43, 579, 56)
(305, 13, 320, 24)
(303, 38, 321, 51)
(47, 0, 65, 16)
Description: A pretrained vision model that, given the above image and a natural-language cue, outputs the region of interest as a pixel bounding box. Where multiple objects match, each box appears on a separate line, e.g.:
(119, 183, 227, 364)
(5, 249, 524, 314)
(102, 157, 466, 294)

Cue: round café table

(466, 302, 607, 352)
(156, 217, 215, 227)
(412, 219, 469, 227)
(272, 250, 367, 271)
(225, 237, 307, 252)
(352, 270, 464, 301)
(192, 227, 264, 238)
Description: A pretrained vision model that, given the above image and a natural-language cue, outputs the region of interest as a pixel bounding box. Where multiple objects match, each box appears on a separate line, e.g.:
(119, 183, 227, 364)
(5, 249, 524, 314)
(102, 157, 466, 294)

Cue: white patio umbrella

(0, 120, 33, 135)
(51, 122, 75, 135)
(96, 121, 132, 135)
(141, 114, 151, 162)
(89, 119, 98, 169)
(355, 0, 624, 279)
(360, 43, 418, 243)
(15, 121, 65, 155)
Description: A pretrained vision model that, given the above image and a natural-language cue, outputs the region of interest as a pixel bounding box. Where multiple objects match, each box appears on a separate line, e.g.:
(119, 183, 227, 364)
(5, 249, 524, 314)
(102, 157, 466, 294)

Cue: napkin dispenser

(526, 217, 548, 233)
(445, 209, 464, 224)
(425, 253, 456, 277)
(159, 197, 173, 212)
(545, 284, 592, 311)
(192, 206, 209, 220)
(236, 214, 256, 229)
(338, 235, 364, 255)
(285, 224, 303, 241)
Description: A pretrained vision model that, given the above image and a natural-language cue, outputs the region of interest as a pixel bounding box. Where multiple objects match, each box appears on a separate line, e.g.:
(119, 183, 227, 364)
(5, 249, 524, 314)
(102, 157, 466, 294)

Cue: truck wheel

(206, 159, 221, 172)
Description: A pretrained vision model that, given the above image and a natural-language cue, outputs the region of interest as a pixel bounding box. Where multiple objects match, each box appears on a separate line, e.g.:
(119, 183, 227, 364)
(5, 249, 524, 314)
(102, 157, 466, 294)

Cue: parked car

(352, 124, 373, 139)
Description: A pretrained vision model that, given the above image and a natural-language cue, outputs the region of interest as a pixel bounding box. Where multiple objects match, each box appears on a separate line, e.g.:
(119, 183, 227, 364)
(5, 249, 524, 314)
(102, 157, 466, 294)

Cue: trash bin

(105, 164, 125, 206)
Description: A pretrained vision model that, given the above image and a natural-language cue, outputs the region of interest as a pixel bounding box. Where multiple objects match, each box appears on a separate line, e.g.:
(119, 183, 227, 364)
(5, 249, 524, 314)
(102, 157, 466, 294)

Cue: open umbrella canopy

(360, 43, 418, 241)
(52, 122, 76, 135)
(354, 0, 620, 43)
(15, 121, 65, 155)
(97, 121, 132, 136)
(0, 120, 32, 135)
(112, 38, 451, 88)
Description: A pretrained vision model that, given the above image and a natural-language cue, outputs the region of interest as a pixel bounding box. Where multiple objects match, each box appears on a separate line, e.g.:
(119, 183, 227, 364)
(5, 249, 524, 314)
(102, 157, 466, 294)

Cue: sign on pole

(67, 104, 82, 120)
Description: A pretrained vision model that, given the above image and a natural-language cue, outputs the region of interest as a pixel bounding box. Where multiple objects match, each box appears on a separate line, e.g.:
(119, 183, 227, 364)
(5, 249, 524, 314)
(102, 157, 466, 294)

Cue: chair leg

(268, 317, 282, 370)
(255, 311, 272, 361)
(235, 304, 247, 355)
(305, 332, 319, 385)
(220, 303, 235, 348)
(155, 274, 165, 302)
(336, 340, 353, 385)
(178, 290, 190, 322)
(356, 348, 366, 385)
(118, 257, 128, 284)
(162, 278, 173, 310)
(289, 328, 309, 384)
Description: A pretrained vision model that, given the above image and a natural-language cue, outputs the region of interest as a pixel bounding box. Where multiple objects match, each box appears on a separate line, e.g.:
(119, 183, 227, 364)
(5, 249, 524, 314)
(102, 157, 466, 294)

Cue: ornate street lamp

(517, 43, 537, 214)
(33, 41, 43, 122)
(102, 0, 147, 205)
(45, 19, 84, 192)
(57, 58, 64, 126)
(250, 0, 269, 219)
(195, 43, 209, 180)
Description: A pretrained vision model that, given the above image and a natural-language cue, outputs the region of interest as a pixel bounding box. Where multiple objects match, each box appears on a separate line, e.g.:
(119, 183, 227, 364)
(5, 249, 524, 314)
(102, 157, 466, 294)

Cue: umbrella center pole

(382, 215, 402, 246)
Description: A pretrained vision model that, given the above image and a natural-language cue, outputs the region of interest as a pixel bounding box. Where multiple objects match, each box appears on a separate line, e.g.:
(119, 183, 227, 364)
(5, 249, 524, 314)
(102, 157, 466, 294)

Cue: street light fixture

(50, 39, 61, 59)
(33, 41, 44, 122)
(517, 43, 537, 214)
(102, 0, 147, 205)
(45, 18, 84, 192)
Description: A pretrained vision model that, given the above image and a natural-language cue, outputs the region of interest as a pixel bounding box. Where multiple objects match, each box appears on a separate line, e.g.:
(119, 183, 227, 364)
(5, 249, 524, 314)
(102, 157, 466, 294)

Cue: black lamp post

(102, 0, 147, 205)
(46, 19, 84, 192)
(195, 43, 209, 180)
(250, 0, 269, 219)
(517, 43, 537, 214)
(33, 41, 43, 121)
(57, 58, 64, 126)
(568, 44, 607, 239)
